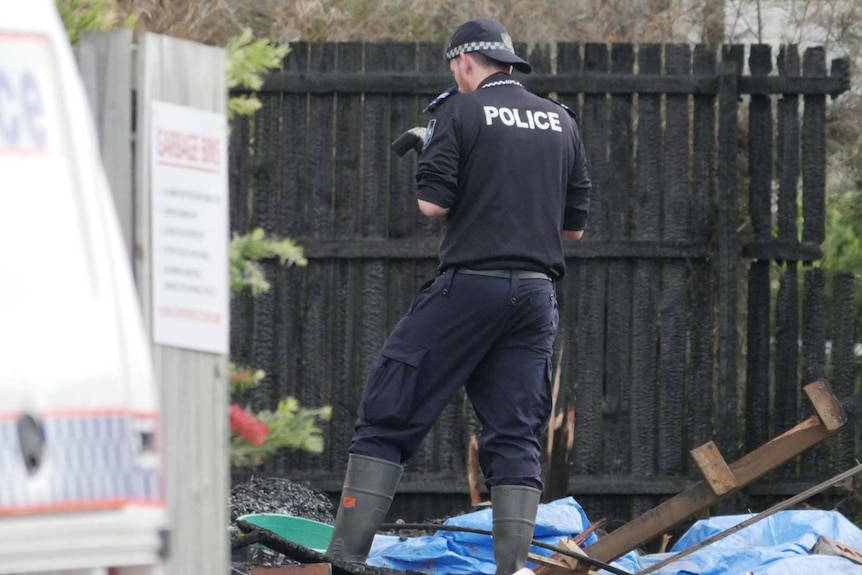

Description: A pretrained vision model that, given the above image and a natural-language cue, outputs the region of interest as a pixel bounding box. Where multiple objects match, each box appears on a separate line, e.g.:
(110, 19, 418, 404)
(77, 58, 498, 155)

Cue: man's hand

(563, 230, 584, 240)
(418, 199, 449, 218)
(392, 127, 428, 157)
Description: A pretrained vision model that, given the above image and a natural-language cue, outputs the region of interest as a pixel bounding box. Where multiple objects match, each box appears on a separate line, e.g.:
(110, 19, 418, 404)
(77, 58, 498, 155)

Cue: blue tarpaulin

(639, 509, 862, 574)
(367, 497, 637, 574)
(366, 498, 862, 575)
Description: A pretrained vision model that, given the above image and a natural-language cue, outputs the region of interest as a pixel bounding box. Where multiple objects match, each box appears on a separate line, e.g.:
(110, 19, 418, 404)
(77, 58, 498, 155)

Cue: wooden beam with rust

(582, 380, 847, 565)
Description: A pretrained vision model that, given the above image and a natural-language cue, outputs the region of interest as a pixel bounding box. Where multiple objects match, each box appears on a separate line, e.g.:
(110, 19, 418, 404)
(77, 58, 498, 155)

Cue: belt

(455, 268, 553, 281)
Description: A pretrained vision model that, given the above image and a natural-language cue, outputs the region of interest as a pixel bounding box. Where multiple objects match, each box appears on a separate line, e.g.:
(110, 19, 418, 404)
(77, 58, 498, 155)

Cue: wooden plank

(330, 42, 364, 471)
(687, 45, 717, 455)
(802, 269, 827, 386)
(690, 45, 716, 245)
(742, 241, 822, 261)
(135, 32, 229, 575)
(690, 441, 737, 496)
(333, 43, 363, 238)
(658, 43, 690, 478)
(570, 274, 607, 485)
(746, 260, 771, 449)
(662, 44, 692, 240)
(529, 43, 553, 95)
(557, 42, 583, 77)
(606, 43, 635, 486)
(802, 47, 828, 245)
(330, 258, 361, 464)
(748, 44, 774, 240)
(228, 115, 252, 233)
(745, 44, 773, 453)
(77, 31, 134, 263)
(295, 238, 712, 259)
(797, 268, 831, 477)
(572, 42, 608, 477)
(253, 71, 849, 96)
(272, 43, 308, 471)
(583, 413, 846, 564)
(777, 45, 801, 242)
(360, 44, 391, 240)
(296, 42, 337, 472)
(716, 56, 740, 463)
(804, 379, 847, 432)
(582, 43, 610, 236)
(800, 97, 829, 468)
(305, 43, 336, 238)
(607, 43, 635, 237)
(248, 91, 283, 424)
(830, 273, 858, 471)
(774, 263, 799, 444)
(279, 41, 308, 236)
(629, 43, 659, 517)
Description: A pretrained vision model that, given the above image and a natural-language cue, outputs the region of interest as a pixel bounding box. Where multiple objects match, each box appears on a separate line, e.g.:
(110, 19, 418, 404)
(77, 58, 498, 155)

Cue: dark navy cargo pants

(350, 268, 559, 490)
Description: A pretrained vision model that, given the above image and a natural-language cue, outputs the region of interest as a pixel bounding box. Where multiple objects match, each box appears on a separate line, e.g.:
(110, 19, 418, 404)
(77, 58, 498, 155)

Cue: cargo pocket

(360, 339, 428, 428)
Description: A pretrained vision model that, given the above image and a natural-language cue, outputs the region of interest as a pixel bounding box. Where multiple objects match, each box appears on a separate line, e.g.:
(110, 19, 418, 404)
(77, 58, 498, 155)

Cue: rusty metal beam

(582, 380, 847, 565)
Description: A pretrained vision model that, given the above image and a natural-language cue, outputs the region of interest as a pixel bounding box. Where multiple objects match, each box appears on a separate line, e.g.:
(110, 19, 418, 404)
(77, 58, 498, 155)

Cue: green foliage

(55, 0, 135, 45)
(230, 397, 333, 468)
(230, 228, 307, 296)
(226, 28, 289, 120)
(820, 190, 862, 332)
(821, 191, 862, 275)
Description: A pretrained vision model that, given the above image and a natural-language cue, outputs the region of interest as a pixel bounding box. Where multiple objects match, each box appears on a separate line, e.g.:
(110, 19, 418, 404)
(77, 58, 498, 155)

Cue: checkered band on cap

(446, 41, 513, 60)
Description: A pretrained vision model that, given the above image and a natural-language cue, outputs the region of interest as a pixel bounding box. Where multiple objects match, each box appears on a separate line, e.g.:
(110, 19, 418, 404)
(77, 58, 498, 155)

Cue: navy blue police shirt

(416, 72, 591, 280)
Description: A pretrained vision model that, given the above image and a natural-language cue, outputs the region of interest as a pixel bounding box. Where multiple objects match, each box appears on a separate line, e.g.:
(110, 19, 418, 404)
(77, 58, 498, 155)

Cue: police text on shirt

(483, 106, 562, 132)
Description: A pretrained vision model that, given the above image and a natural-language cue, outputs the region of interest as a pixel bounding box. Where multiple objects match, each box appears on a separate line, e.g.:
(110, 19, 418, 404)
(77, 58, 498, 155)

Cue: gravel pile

(230, 476, 335, 525)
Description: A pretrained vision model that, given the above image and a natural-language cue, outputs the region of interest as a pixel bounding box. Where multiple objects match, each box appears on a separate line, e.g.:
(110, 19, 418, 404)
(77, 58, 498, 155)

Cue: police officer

(326, 18, 591, 575)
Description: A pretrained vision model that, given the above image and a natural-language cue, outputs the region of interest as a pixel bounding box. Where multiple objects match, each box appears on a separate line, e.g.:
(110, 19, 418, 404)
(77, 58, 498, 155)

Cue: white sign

(150, 100, 228, 354)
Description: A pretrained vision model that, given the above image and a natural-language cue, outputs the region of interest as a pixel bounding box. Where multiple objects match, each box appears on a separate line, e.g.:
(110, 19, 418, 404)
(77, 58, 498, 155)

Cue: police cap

(445, 18, 532, 74)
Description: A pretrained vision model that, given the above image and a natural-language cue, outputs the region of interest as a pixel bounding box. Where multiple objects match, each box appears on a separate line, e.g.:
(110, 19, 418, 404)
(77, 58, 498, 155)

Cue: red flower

(230, 404, 270, 446)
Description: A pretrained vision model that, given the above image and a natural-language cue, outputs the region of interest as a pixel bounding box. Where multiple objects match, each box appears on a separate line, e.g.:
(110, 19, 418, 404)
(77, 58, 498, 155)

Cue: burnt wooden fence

(229, 41, 857, 525)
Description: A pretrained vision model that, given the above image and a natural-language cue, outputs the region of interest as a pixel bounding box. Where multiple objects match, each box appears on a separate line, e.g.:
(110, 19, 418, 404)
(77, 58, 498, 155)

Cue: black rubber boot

(325, 454, 403, 564)
(491, 485, 542, 575)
